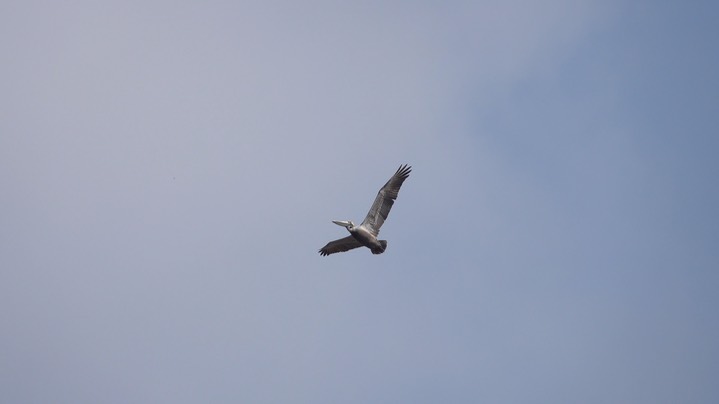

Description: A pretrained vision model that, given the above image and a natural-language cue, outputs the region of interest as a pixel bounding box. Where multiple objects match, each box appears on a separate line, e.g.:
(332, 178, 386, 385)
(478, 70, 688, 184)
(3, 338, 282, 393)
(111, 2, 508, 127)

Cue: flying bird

(319, 164, 411, 256)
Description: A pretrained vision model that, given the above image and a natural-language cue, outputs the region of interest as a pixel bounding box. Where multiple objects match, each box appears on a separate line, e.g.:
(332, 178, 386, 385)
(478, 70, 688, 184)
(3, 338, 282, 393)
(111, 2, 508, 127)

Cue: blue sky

(1, 1, 717, 403)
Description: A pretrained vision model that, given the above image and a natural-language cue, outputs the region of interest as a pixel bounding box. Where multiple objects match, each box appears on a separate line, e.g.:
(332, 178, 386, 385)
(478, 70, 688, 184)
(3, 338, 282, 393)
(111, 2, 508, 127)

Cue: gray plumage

(319, 164, 411, 256)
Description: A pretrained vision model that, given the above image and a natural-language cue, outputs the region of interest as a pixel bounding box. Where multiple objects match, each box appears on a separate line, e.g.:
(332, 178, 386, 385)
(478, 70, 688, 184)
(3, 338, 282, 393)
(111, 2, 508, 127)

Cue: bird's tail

(372, 240, 388, 255)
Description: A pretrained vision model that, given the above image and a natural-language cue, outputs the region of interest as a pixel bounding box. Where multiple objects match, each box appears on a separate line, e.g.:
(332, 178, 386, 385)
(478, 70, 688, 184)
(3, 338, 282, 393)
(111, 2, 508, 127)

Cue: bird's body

(349, 225, 386, 253)
(319, 164, 411, 256)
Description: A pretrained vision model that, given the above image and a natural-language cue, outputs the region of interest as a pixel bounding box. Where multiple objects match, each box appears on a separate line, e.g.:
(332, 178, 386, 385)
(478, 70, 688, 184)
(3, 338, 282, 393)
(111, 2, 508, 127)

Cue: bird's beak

(332, 220, 352, 227)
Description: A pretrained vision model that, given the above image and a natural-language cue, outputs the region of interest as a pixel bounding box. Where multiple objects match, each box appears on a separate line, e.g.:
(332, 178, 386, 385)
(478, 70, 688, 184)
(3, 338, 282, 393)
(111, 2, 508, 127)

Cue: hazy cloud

(1, 1, 717, 403)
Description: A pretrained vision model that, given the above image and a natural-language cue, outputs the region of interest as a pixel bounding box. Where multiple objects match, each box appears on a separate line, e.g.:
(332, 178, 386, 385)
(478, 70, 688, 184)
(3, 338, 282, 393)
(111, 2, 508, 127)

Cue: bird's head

(332, 220, 355, 230)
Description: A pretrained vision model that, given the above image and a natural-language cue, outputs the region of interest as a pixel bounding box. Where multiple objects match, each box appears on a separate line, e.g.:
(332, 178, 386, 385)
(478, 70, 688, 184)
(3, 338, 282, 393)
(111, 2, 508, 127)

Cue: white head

(332, 220, 355, 230)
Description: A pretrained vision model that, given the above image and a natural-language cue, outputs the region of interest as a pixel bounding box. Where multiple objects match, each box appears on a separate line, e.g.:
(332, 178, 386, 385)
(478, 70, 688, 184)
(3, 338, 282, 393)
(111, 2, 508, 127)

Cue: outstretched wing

(360, 164, 411, 236)
(319, 236, 363, 256)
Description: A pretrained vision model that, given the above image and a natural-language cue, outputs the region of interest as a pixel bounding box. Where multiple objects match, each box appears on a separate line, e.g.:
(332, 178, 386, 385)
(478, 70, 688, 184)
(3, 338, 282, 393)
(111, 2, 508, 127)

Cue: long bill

(332, 220, 353, 227)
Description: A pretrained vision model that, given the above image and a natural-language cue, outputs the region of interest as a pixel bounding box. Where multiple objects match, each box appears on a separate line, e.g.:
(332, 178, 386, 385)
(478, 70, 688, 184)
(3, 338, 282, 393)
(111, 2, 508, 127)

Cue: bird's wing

(319, 235, 363, 256)
(360, 164, 411, 236)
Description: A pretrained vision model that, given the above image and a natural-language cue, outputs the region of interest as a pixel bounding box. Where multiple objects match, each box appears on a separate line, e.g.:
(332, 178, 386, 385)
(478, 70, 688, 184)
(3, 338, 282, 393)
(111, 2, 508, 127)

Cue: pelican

(319, 164, 411, 256)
